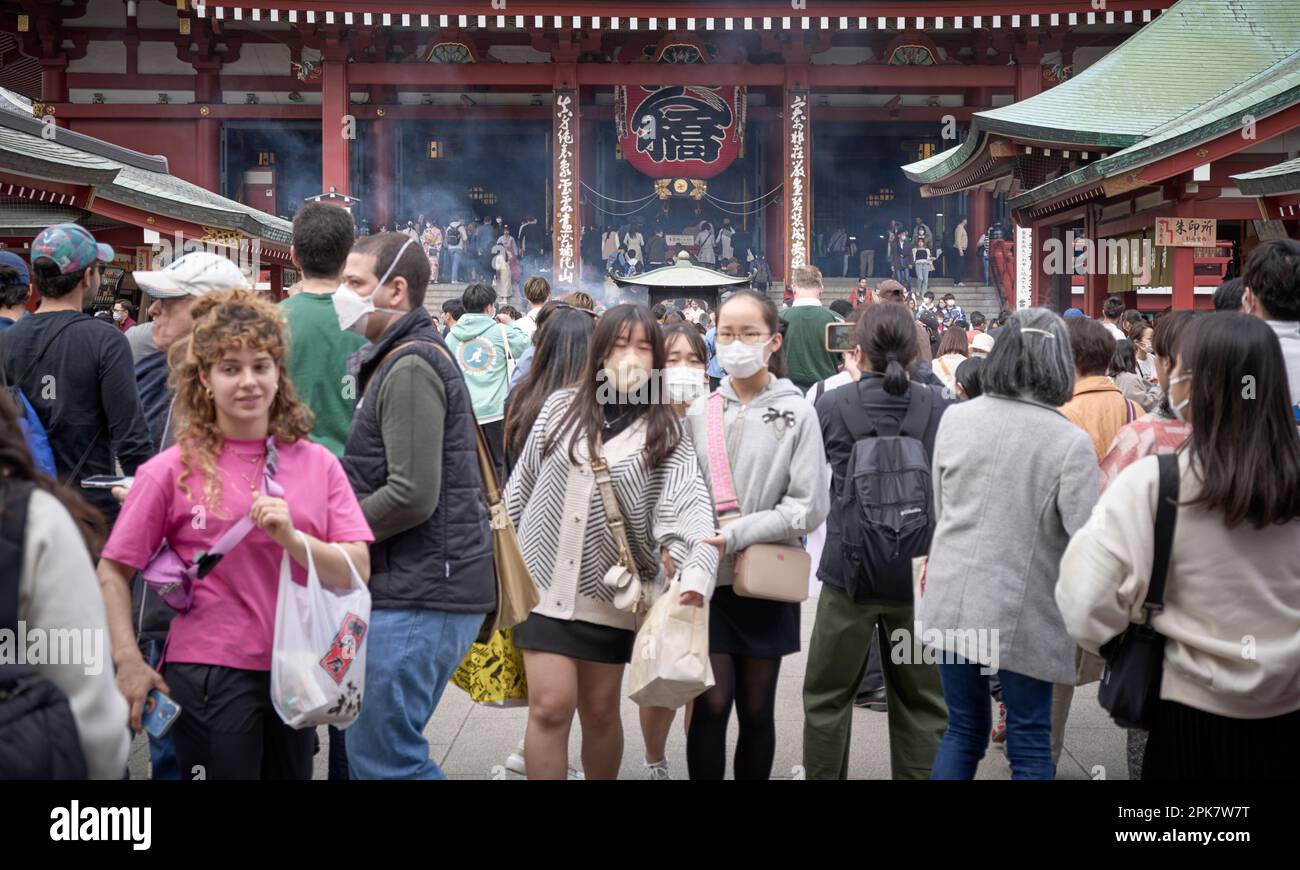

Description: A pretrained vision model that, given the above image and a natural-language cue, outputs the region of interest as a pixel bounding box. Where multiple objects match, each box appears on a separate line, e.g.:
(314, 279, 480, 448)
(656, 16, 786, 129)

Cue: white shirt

(517, 305, 541, 337)
(791, 297, 823, 308)
(1266, 320, 1300, 408)
(1058, 452, 1300, 719)
(1103, 321, 1127, 342)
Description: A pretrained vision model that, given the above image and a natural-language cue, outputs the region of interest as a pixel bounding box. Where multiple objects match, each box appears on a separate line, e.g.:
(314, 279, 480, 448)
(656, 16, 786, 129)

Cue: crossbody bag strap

(421, 340, 503, 507)
(1141, 452, 1181, 622)
(498, 322, 515, 367)
(705, 391, 740, 515)
(589, 453, 640, 583)
(189, 436, 283, 579)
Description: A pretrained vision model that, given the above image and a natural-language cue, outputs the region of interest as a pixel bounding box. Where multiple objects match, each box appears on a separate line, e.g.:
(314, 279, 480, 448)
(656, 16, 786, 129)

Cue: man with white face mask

(338, 232, 497, 779)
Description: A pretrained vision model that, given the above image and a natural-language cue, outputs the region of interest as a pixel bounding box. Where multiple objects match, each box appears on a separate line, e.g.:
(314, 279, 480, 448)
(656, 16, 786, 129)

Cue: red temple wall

(67, 119, 205, 188)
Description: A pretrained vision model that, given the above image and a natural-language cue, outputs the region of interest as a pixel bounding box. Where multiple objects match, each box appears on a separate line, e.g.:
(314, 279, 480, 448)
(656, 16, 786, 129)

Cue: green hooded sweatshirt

(446, 312, 532, 423)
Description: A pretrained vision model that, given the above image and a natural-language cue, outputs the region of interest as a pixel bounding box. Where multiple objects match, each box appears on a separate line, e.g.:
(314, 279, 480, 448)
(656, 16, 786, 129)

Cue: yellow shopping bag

(452, 627, 528, 707)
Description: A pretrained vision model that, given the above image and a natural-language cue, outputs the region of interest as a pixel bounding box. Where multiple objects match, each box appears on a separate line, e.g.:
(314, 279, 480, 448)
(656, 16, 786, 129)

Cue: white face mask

(663, 366, 708, 404)
(334, 238, 416, 336)
(602, 357, 652, 396)
(1168, 374, 1192, 422)
(717, 336, 772, 379)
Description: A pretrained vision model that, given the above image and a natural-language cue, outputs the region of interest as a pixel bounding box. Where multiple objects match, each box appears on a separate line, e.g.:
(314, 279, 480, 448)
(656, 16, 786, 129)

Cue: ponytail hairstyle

(716, 289, 788, 378)
(856, 301, 919, 396)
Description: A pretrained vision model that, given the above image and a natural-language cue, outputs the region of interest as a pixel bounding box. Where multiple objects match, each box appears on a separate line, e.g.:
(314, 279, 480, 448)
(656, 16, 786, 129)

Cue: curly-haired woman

(96, 288, 373, 780)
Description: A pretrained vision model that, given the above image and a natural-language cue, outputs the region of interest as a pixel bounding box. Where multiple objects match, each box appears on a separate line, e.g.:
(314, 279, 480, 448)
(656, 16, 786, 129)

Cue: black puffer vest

(343, 308, 495, 614)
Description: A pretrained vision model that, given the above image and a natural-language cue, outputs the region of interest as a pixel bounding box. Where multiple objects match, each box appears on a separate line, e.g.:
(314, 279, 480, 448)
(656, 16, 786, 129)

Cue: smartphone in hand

(142, 690, 182, 740)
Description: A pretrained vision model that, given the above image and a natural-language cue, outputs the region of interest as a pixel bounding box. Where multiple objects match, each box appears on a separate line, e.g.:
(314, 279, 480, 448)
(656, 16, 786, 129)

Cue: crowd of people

(816, 215, 1003, 291)
(359, 213, 546, 301)
(1, 206, 1297, 782)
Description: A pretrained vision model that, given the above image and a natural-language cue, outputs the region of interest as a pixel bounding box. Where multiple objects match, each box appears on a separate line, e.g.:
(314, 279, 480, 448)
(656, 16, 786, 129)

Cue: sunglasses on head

(551, 302, 599, 318)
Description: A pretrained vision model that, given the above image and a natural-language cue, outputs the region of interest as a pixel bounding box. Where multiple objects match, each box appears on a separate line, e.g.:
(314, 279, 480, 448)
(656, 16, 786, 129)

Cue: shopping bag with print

(628, 579, 714, 709)
(451, 626, 529, 707)
(271, 531, 372, 729)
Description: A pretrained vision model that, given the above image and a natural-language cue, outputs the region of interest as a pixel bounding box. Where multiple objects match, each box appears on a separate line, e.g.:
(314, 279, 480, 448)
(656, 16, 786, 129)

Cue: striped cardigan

(504, 389, 720, 631)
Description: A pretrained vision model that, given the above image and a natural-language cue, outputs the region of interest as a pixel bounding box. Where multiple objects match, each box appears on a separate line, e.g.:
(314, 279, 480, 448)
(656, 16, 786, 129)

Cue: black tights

(686, 654, 782, 780)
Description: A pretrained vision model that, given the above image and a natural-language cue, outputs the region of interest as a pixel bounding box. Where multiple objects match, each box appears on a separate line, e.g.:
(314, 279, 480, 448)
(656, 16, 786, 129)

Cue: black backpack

(0, 481, 90, 779)
(446, 225, 462, 246)
(835, 386, 936, 605)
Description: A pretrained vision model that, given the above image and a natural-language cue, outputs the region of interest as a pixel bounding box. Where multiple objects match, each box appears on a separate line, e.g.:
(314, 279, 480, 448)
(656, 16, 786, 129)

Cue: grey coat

(917, 395, 1099, 684)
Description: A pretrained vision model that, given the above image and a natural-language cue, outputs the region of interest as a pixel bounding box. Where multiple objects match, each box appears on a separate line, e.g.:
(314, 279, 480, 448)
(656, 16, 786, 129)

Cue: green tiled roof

(1231, 156, 1300, 197)
(904, 0, 1300, 188)
(0, 104, 291, 246)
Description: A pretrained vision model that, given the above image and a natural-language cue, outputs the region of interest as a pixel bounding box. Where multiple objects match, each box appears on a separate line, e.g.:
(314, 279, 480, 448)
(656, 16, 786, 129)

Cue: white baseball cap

(133, 251, 251, 299)
(970, 332, 996, 356)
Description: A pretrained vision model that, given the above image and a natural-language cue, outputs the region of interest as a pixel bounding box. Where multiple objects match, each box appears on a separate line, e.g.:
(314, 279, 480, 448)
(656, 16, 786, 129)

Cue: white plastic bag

(271, 531, 371, 729)
(628, 578, 714, 709)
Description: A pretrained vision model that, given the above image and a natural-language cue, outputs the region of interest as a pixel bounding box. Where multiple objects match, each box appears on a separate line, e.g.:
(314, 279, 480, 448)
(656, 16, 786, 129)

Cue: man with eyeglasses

(0, 223, 151, 526)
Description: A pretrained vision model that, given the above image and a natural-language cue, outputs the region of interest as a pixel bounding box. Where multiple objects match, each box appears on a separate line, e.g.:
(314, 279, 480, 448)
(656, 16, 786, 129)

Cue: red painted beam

(809, 65, 1015, 89)
(46, 103, 323, 119)
(69, 74, 315, 92)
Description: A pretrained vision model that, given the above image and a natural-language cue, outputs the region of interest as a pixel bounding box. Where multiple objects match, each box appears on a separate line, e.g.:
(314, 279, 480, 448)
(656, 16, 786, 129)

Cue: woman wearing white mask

(635, 322, 712, 779)
(682, 290, 830, 779)
(505, 304, 720, 779)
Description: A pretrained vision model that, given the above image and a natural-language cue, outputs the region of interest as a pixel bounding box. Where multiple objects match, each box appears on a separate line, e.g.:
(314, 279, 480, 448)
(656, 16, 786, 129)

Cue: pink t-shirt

(103, 436, 373, 671)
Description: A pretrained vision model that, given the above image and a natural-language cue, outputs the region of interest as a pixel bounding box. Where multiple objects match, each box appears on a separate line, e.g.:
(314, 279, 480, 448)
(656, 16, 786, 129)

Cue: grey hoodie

(684, 376, 830, 597)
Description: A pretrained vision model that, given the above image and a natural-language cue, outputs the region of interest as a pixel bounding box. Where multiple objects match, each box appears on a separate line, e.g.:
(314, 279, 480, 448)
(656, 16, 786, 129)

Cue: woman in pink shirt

(97, 288, 373, 780)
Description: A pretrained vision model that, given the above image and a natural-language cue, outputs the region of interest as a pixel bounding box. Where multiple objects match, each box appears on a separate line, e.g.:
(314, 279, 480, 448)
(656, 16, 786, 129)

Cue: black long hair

(715, 289, 788, 378)
(1108, 339, 1139, 377)
(504, 307, 596, 463)
(546, 304, 682, 469)
(0, 391, 105, 556)
(1178, 313, 1300, 529)
(855, 302, 919, 396)
(661, 322, 709, 368)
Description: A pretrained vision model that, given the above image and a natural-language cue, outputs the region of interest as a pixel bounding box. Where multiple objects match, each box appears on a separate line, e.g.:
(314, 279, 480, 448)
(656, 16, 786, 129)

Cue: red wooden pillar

(321, 51, 351, 197)
(194, 118, 220, 193)
(783, 66, 812, 282)
(1083, 205, 1107, 318)
(371, 118, 395, 229)
(1014, 43, 1043, 103)
(765, 119, 785, 285)
(39, 56, 68, 103)
(968, 189, 993, 283)
(551, 63, 581, 293)
(1171, 246, 1195, 311)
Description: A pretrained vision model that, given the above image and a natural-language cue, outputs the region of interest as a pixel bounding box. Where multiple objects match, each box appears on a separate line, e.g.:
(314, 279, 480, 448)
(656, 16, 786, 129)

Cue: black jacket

(814, 374, 955, 590)
(342, 309, 496, 614)
(0, 311, 152, 526)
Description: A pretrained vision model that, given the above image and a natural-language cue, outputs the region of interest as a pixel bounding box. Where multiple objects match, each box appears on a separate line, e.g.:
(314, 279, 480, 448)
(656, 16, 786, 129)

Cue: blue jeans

(931, 660, 1055, 780)
(144, 640, 180, 780)
(346, 609, 483, 780)
(447, 250, 463, 284)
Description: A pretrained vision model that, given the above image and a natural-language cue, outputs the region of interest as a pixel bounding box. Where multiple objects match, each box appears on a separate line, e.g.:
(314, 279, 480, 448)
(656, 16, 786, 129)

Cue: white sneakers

(505, 740, 585, 779)
(645, 759, 673, 780)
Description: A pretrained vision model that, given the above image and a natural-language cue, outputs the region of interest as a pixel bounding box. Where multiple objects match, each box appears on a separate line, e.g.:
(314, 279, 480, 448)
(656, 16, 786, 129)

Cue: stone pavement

(129, 600, 1130, 781)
